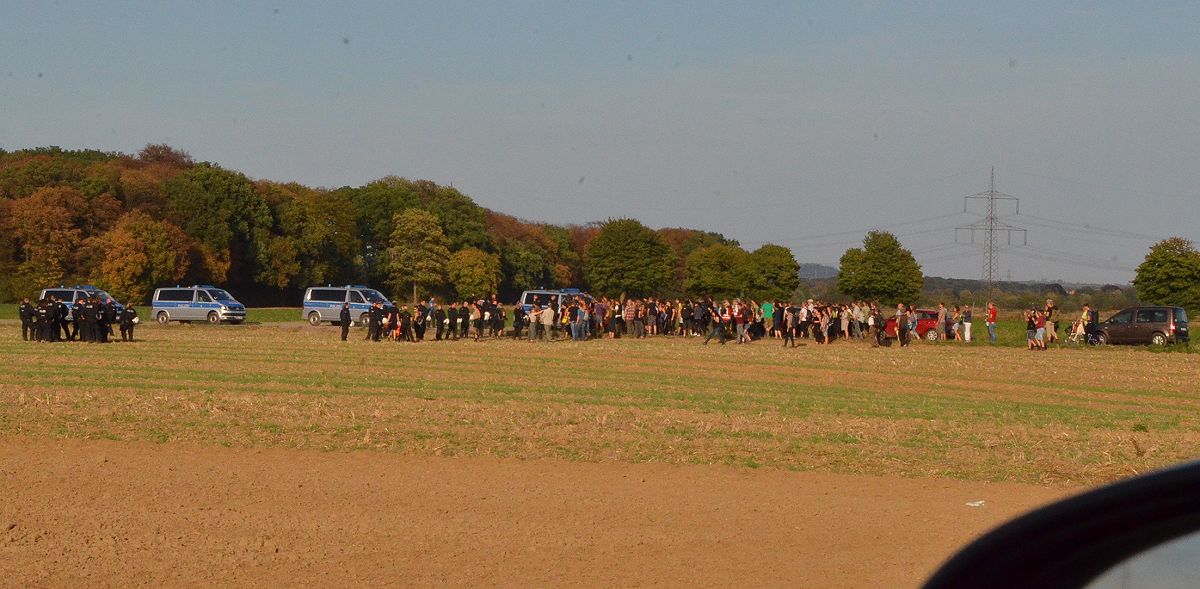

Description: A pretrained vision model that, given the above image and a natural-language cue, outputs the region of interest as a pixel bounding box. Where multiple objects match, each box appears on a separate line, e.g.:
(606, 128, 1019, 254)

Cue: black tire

(207, 312, 220, 325)
(1096, 333, 1108, 346)
(359, 313, 369, 325)
(156, 311, 170, 325)
(1150, 332, 1167, 346)
(307, 312, 322, 327)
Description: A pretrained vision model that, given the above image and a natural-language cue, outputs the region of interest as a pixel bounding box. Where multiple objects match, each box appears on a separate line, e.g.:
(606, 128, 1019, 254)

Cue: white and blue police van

(39, 285, 124, 319)
(518, 288, 592, 314)
(152, 285, 246, 324)
(303, 285, 392, 326)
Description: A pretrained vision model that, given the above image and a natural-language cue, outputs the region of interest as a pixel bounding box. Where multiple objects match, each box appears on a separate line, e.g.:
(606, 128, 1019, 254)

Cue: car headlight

(220, 305, 228, 310)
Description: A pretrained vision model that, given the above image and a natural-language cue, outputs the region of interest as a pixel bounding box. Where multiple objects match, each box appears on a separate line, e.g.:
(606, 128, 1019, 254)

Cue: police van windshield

(207, 289, 236, 301)
(361, 289, 388, 304)
(94, 290, 117, 302)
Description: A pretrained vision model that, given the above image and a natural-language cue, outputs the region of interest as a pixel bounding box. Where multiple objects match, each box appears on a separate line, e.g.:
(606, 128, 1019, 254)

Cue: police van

(152, 285, 247, 324)
(39, 285, 124, 319)
(303, 285, 392, 326)
(518, 288, 592, 314)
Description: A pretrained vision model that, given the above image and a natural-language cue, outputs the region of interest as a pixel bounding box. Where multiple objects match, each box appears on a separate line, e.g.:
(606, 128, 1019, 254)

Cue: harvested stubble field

(1, 321, 1197, 587)
(1, 323, 1195, 485)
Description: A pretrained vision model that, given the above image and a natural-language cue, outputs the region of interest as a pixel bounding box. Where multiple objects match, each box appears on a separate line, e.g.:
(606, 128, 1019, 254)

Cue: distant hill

(799, 263, 838, 280)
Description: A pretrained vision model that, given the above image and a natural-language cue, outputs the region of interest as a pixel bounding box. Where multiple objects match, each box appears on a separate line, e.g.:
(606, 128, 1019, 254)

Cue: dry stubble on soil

(2, 324, 1198, 587)
(1, 324, 1197, 486)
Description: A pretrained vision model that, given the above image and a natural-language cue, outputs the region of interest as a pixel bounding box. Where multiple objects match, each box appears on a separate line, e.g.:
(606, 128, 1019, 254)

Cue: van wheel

(207, 312, 220, 324)
(156, 312, 170, 325)
(1151, 332, 1167, 346)
(359, 313, 369, 325)
(307, 312, 322, 326)
(1096, 333, 1108, 346)
(924, 329, 939, 341)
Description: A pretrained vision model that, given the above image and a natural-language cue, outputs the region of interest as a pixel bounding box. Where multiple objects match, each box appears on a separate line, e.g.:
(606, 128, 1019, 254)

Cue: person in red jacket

(986, 302, 999, 344)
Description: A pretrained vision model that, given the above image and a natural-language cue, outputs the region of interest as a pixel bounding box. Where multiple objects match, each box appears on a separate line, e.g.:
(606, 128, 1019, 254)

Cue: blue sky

(3, 1, 1198, 283)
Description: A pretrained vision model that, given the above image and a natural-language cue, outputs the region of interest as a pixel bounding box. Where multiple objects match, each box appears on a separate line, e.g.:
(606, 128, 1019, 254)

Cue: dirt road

(0, 437, 1072, 587)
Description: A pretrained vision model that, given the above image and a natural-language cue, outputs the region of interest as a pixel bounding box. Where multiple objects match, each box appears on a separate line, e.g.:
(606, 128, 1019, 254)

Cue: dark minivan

(1098, 306, 1189, 346)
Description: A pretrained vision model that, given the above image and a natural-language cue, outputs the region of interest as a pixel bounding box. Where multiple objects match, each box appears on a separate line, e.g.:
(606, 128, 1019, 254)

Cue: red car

(883, 308, 942, 341)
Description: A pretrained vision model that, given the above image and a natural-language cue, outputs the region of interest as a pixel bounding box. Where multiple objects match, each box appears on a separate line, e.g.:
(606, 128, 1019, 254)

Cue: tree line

(0, 145, 801, 305)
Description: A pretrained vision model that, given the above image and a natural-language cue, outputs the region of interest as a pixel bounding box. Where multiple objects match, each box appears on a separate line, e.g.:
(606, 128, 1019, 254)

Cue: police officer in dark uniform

(444, 304, 456, 340)
(19, 298, 35, 341)
(339, 302, 351, 341)
(83, 296, 100, 343)
(100, 298, 116, 342)
(35, 299, 51, 342)
(413, 302, 427, 341)
(45, 297, 61, 342)
(433, 304, 446, 340)
(119, 303, 138, 342)
(55, 296, 71, 341)
(70, 296, 83, 341)
(366, 302, 382, 342)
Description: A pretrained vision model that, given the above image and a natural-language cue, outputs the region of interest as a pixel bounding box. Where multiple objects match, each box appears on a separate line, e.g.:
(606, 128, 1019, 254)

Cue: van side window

(309, 289, 343, 302)
(1135, 309, 1168, 323)
(196, 291, 212, 303)
(1109, 311, 1132, 325)
(349, 291, 365, 304)
(159, 289, 193, 302)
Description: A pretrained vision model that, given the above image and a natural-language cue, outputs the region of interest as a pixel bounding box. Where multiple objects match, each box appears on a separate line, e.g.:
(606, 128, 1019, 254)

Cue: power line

(741, 211, 967, 246)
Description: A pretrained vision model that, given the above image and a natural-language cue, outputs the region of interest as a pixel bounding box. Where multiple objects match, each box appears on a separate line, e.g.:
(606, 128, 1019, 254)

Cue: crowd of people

(13, 291, 1080, 351)
(17, 295, 140, 343)
(340, 293, 1074, 350)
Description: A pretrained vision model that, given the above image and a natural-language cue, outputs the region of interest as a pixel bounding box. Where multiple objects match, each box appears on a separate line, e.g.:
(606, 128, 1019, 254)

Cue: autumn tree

(448, 247, 502, 299)
(584, 218, 674, 298)
(386, 209, 450, 302)
(95, 211, 192, 302)
(1133, 237, 1200, 312)
(836, 231, 923, 303)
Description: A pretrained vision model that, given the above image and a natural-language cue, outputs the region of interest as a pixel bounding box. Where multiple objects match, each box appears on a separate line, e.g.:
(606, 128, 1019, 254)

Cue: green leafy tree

(836, 231, 923, 303)
(749, 244, 800, 300)
(163, 163, 272, 287)
(500, 240, 552, 293)
(683, 244, 752, 298)
(416, 182, 492, 252)
(448, 247, 501, 299)
(260, 181, 361, 287)
(1133, 237, 1200, 311)
(584, 218, 674, 298)
(386, 209, 450, 302)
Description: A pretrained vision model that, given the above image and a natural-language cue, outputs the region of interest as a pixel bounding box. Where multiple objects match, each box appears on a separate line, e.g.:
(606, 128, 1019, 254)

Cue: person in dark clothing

(414, 303, 427, 341)
(55, 297, 71, 341)
(45, 298, 61, 342)
(79, 297, 95, 343)
(339, 303, 352, 341)
(446, 303, 459, 340)
(102, 298, 117, 342)
(119, 304, 138, 342)
(19, 298, 35, 341)
(70, 298, 82, 341)
(35, 300, 51, 342)
(367, 302, 383, 342)
(434, 304, 447, 340)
